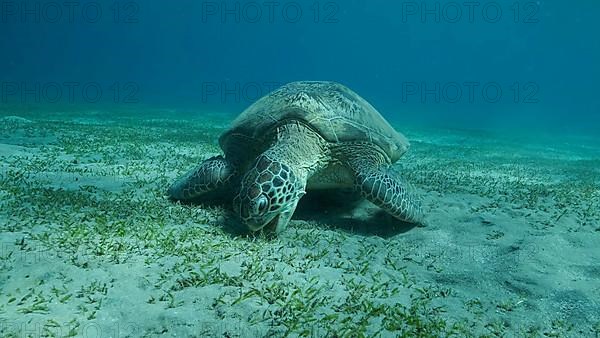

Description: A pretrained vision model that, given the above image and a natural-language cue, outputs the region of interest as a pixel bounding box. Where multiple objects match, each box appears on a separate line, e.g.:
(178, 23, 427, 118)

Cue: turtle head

(233, 155, 305, 233)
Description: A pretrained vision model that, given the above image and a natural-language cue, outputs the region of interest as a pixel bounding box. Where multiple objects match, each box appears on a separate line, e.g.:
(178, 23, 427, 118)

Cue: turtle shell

(219, 81, 410, 163)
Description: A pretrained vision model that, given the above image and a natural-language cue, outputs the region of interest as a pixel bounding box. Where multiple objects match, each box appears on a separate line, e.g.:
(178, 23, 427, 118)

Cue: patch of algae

(0, 113, 598, 337)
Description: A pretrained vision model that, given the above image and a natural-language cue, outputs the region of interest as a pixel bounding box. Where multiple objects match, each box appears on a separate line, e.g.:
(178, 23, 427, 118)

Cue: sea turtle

(168, 81, 423, 233)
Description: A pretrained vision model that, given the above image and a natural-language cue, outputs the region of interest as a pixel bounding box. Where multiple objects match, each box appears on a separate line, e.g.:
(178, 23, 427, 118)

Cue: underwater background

(1, 1, 600, 337)
(1, 0, 599, 132)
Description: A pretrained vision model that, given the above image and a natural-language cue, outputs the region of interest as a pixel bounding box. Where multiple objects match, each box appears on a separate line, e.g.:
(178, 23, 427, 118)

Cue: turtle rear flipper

(168, 155, 237, 202)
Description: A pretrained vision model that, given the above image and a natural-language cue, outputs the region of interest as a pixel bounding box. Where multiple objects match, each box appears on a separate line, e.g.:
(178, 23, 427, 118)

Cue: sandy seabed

(0, 110, 599, 337)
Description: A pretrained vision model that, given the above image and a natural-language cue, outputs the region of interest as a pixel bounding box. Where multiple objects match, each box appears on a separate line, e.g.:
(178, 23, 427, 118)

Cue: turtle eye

(255, 195, 269, 215)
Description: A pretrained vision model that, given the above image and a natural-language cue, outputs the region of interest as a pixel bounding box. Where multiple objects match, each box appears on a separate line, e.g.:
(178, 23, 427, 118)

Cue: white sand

(0, 112, 599, 337)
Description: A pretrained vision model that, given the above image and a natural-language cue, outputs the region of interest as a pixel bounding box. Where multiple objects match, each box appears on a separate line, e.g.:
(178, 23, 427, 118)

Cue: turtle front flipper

(348, 154, 424, 226)
(168, 155, 237, 202)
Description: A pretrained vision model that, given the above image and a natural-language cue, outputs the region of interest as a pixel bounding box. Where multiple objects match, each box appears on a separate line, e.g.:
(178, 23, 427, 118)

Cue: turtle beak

(272, 194, 303, 233)
(258, 206, 293, 233)
(263, 214, 281, 232)
(246, 212, 282, 233)
(259, 192, 303, 233)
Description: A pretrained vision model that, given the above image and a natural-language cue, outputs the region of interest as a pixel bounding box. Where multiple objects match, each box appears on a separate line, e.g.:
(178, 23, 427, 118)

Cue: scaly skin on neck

(264, 121, 329, 182)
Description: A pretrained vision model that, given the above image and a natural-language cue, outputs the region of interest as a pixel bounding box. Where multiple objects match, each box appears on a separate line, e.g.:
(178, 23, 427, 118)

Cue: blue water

(1, 0, 599, 132)
(2, 3, 600, 337)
